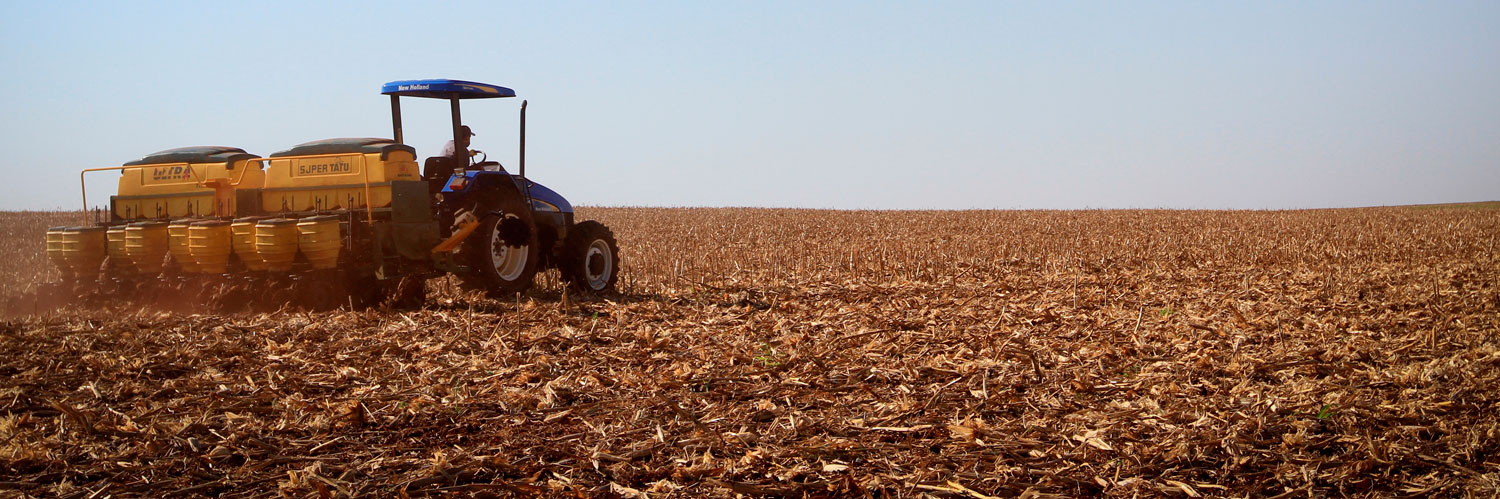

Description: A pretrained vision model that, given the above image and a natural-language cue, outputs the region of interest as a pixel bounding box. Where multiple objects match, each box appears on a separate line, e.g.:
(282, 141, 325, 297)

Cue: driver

(439, 125, 476, 165)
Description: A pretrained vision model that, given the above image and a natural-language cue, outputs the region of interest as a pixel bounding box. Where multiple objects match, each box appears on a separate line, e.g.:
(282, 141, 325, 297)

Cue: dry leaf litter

(1, 206, 1498, 497)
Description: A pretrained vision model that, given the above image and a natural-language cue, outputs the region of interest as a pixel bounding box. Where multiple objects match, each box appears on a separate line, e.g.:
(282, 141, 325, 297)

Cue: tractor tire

(559, 220, 620, 294)
(463, 211, 540, 297)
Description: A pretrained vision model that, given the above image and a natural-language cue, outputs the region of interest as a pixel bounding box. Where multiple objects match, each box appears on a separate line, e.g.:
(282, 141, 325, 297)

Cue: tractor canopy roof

(381, 79, 516, 99)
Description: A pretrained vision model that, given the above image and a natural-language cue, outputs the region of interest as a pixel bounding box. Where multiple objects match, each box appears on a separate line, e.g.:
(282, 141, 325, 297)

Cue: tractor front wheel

(559, 221, 620, 294)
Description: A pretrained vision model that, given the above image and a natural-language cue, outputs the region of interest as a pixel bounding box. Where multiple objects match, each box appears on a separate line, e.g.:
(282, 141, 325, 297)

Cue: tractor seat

(424, 156, 460, 180)
(424, 156, 461, 193)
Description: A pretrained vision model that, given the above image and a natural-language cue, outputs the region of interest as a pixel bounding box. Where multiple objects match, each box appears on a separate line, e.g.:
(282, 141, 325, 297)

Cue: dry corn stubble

(1, 204, 1498, 497)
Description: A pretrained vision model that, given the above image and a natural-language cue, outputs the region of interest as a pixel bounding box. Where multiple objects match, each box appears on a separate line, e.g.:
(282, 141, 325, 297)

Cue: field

(2, 205, 1498, 497)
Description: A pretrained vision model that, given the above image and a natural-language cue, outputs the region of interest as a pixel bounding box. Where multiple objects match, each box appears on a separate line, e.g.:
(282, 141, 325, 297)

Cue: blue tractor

(384, 79, 620, 297)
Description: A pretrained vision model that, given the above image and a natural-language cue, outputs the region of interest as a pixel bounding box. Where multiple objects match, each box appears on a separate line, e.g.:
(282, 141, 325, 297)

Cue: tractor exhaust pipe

(519, 100, 527, 179)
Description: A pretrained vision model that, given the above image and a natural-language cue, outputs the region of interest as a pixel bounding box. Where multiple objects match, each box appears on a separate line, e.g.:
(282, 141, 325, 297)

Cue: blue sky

(2, 1, 1496, 210)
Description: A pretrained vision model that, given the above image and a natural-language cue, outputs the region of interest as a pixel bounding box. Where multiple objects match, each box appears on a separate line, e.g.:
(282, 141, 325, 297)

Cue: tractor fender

(442, 171, 527, 212)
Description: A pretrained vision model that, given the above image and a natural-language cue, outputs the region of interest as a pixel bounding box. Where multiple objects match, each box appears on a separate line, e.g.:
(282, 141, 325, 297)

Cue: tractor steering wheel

(469, 149, 487, 165)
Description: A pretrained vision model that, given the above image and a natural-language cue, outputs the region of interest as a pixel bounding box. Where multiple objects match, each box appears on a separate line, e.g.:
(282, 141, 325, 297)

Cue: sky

(1, 1, 1497, 210)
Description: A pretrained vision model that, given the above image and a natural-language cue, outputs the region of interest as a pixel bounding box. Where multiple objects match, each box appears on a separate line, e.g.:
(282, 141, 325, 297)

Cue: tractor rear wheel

(464, 212, 539, 296)
(559, 221, 620, 294)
